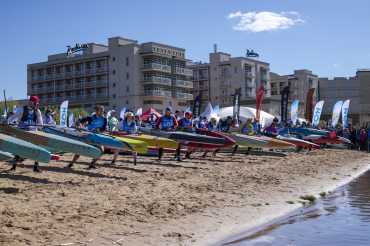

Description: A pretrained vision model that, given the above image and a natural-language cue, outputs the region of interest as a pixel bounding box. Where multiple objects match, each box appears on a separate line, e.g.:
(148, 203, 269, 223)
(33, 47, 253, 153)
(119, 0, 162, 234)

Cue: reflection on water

(215, 170, 370, 246)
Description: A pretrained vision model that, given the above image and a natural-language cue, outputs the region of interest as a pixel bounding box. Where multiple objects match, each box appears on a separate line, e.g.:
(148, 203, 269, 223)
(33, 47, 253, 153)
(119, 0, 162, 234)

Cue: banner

(306, 88, 315, 122)
(256, 86, 264, 123)
(4, 107, 8, 116)
(342, 100, 350, 128)
(290, 100, 299, 125)
(60, 100, 69, 127)
(331, 100, 343, 127)
(312, 101, 324, 125)
(193, 95, 202, 118)
(281, 86, 289, 123)
(184, 106, 190, 113)
(68, 113, 74, 127)
(213, 105, 219, 118)
(120, 107, 126, 119)
(233, 88, 241, 121)
(136, 108, 142, 116)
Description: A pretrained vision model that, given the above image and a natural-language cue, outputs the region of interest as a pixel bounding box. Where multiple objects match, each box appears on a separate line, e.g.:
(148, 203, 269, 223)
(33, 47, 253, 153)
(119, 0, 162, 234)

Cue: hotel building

(318, 69, 370, 124)
(27, 37, 193, 114)
(187, 52, 271, 110)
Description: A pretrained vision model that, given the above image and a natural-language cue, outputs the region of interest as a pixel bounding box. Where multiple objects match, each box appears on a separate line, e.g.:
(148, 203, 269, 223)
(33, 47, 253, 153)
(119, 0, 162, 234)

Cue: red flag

(256, 86, 264, 123)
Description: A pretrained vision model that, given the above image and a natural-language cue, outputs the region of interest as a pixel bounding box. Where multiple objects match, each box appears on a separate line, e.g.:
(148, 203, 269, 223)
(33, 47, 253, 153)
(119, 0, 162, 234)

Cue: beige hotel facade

(27, 37, 193, 114)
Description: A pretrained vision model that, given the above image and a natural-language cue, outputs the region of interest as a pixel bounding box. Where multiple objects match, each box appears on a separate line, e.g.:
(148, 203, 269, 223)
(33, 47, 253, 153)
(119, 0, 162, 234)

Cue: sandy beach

(0, 149, 369, 246)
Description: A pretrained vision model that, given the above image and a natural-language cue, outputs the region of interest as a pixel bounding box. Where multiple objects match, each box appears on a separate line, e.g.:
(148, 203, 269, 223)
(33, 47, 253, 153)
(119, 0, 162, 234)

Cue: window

(126, 100, 129, 105)
(164, 49, 166, 54)
(361, 98, 363, 102)
(328, 91, 335, 96)
(193, 71, 199, 78)
(113, 70, 116, 74)
(113, 83, 116, 88)
(343, 91, 350, 96)
(126, 73, 129, 79)
(328, 83, 334, 88)
(156, 109, 163, 114)
(157, 48, 159, 52)
(126, 86, 129, 92)
(153, 47, 156, 52)
(360, 83, 362, 87)
(112, 57, 115, 62)
(173, 51, 175, 55)
(84, 104, 92, 108)
(113, 104, 116, 109)
(360, 91, 362, 95)
(113, 94, 116, 98)
(343, 82, 350, 87)
(169, 101, 172, 106)
(161, 49, 163, 53)
(168, 49, 171, 54)
(234, 67, 237, 73)
(126, 57, 129, 66)
(328, 99, 335, 103)
(234, 78, 237, 84)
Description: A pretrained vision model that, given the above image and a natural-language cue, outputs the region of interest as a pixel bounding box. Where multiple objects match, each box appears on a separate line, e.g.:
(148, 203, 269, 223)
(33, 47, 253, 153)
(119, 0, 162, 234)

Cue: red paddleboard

(176, 126, 236, 150)
(51, 154, 60, 160)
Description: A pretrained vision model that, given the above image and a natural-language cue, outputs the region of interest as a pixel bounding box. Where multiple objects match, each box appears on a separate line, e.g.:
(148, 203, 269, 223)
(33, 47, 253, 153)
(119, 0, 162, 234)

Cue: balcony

(264, 93, 271, 98)
(173, 92, 194, 99)
(39, 93, 109, 104)
(246, 92, 256, 97)
(261, 74, 270, 80)
(201, 94, 210, 99)
(309, 84, 315, 89)
(219, 82, 230, 87)
(173, 80, 193, 88)
(193, 85, 200, 89)
(245, 72, 255, 77)
(218, 72, 231, 78)
(141, 90, 172, 97)
(271, 86, 278, 90)
(199, 84, 210, 89)
(279, 86, 287, 90)
(289, 84, 298, 89)
(221, 101, 233, 107)
(173, 67, 193, 76)
(262, 84, 271, 89)
(28, 67, 109, 82)
(218, 92, 230, 97)
(140, 76, 171, 85)
(140, 63, 171, 72)
(246, 82, 256, 88)
(289, 92, 298, 97)
(199, 74, 209, 80)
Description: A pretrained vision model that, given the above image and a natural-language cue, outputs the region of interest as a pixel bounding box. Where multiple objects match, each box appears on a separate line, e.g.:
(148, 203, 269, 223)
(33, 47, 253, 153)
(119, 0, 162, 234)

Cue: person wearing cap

(4, 96, 44, 173)
(111, 112, 138, 164)
(175, 110, 181, 120)
(108, 110, 118, 130)
(147, 113, 157, 127)
(252, 118, 260, 134)
(237, 118, 253, 135)
(67, 105, 107, 169)
(154, 107, 178, 130)
(177, 112, 194, 160)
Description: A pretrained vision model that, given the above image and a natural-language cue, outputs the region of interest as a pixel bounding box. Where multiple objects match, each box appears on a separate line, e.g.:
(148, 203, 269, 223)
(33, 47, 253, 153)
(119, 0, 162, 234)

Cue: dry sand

(0, 149, 369, 246)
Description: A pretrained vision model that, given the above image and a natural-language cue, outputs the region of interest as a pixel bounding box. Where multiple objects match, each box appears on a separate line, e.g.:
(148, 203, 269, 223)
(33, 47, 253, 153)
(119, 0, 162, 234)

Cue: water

(215, 170, 370, 246)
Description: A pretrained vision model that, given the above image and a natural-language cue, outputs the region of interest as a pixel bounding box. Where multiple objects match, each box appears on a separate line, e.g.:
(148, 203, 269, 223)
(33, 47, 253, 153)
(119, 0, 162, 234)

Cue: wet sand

(0, 149, 369, 245)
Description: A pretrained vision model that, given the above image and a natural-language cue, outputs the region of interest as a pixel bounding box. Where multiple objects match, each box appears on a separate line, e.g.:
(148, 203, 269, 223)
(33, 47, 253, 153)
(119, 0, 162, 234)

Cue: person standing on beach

(111, 112, 138, 165)
(177, 112, 194, 159)
(108, 110, 118, 130)
(66, 105, 106, 169)
(232, 117, 253, 155)
(252, 118, 260, 134)
(360, 129, 367, 151)
(4, 96, 43, 172)
(154, 107, 179, 162)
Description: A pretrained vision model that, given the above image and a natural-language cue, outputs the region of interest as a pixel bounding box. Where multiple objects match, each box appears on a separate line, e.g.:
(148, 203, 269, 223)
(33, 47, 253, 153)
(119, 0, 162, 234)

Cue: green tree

(0, 97, 22, 116)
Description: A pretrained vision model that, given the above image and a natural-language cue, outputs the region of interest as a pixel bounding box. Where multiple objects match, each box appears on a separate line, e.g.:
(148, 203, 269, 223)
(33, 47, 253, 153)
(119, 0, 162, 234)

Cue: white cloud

(227, 11, 305, 32)
(334, 64, 339, 67)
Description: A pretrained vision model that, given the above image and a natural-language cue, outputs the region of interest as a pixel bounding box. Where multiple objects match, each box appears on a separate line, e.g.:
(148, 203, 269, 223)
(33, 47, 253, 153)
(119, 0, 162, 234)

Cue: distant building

(27, 37, 193, 114)
(318, 69, 370, 124)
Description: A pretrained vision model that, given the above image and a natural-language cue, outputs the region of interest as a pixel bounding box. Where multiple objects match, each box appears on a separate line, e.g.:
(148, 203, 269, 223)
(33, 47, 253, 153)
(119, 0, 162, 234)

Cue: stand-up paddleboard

(176, 126, 235, 149)
(248, 135, 297, 149)
(0, 125, 101, 159)
(42, 125, 148, 154)
(107, 131, 179, 149)
(50, 154, 60, 160)
(312, 139, 345, 144)
(139, 128, 225, 145)
(289, 127, 330, 136)
(0, 133, 51, 163)
(0, 151, 14, 161)
(276, 136, 322, 149)
(41, 146, 66, 154)
(328, 143, 348, 149)
(219, 148, 287, 157)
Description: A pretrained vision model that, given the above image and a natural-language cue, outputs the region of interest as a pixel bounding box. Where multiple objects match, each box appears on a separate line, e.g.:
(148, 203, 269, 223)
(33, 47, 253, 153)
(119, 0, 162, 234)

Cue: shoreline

(0, 150, 369, 245)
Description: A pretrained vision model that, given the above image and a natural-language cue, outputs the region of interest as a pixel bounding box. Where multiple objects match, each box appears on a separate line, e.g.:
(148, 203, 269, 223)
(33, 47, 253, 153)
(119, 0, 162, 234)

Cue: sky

(0, 0, 369, 100)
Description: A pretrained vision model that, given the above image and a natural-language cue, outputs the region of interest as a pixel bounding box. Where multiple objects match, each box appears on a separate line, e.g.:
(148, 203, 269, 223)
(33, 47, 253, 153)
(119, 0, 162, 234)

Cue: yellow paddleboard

(117, 134, 178, 149)
(115, 137, 148, 154)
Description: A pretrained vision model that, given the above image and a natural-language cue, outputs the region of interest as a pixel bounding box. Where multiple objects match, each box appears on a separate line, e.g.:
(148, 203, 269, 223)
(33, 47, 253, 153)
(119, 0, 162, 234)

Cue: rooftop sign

(67, 43, 89, 57)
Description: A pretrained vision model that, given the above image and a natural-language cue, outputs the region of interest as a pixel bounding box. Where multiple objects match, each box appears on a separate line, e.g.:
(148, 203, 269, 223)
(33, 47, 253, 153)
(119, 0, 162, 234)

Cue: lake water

(215, 169, 370, 246)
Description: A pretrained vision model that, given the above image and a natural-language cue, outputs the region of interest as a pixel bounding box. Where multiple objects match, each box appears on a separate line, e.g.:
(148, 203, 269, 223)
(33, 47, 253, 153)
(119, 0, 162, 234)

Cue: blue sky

(1, 0, 369, 100)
